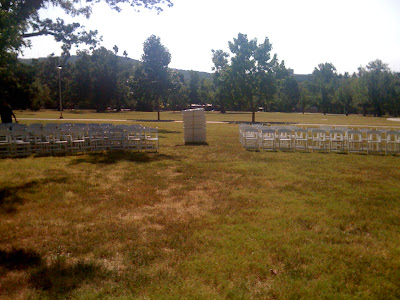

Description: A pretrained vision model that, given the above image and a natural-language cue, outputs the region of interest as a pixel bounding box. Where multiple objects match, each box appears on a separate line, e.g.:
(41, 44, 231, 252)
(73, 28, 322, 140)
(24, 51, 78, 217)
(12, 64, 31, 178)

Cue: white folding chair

(88, 127, 109, 151)
(366, 130, 383, 154)
(10, 129, 32, 156)
(29, 128, 51, 155)
(385, 130, 400, 154)
(49, 130, 71, 154)
(329, 129, 345, 152)
(108, 127, 125, 150)
(125, 125, 142, 151)
(241, 126, 259, 150)
(0, 129, 12, 157)
(69, 128, 86, 153)
(293, 128, 308, 151)
(347, 130, 365, 153)
(310, 129, 328, 152)
(276, 128, 292, 151)
(258, 128, 276, 151)
(142, 127, 159, 152)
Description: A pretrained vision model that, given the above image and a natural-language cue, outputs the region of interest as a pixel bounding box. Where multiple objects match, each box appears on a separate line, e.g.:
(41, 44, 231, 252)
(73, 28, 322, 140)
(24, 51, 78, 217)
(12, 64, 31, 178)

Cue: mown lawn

(1, 112, 400, 299)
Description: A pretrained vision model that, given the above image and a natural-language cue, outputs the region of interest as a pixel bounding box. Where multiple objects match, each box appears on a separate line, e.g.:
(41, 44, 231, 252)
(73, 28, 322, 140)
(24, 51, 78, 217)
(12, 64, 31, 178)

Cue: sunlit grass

(16, 109, 400, 127)
(1, 112, 400, 298)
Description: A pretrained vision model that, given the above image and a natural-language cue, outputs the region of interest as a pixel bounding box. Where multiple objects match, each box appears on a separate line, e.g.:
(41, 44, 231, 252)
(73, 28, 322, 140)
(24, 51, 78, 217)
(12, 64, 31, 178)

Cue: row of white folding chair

(241, 125, 400, 154)
(0, 124, 158, 156)
(0, 129, 32, 156)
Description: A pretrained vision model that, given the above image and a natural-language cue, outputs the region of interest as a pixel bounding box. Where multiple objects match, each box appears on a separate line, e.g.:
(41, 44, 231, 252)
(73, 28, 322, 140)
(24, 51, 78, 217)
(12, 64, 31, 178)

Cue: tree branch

(22, 31, 57, 38)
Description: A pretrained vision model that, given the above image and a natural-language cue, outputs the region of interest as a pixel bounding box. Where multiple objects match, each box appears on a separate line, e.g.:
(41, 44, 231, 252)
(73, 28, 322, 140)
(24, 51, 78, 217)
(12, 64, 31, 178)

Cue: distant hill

(293, 74, 313, 82)
(19, 55, 213, 82)
(19, 56, 310, 82)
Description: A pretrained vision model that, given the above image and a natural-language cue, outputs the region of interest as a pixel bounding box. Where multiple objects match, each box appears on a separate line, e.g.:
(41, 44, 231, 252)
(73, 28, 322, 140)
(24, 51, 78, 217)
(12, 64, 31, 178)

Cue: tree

(353, 69, 370, 116)
(211, 49, 230, 113)
(1, 0, 173, 110)
(1, 0, 173, 58)
(385, 73, 400, 117)
(167, 70, 189, 111)
(334, 73, 354, 116)
(312, 63, 338, 115)
(227, 33, 275, 122)
(198, 78, 213, 106)
(188, 70, 200, 104)
(90, 47, 120, 112)
(278, 76, 300, 112)
(141, 35, 171, 120)
(365, 59, 390, 117)
(67, 50, 94, 108)
(298, 82, 313, 114)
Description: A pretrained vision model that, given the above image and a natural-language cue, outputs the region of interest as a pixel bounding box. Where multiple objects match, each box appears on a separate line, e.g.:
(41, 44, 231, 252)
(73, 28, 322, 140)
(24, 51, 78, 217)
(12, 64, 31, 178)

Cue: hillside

(19, 56, 213, 81)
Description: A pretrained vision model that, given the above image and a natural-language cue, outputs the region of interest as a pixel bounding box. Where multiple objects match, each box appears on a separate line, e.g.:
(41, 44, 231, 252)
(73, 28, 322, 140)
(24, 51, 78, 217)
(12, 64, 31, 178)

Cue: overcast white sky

(23, 0, 400, 75)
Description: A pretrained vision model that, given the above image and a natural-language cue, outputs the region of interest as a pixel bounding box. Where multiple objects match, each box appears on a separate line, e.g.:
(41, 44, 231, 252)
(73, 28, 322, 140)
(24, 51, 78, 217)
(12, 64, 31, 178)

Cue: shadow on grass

(0, 248, 105, 298)
(175, 142, 209, 147)
(129, 119, 176, 122)
(70, 151, 179, 165)
(30, 257, 105, 297)
(0, 248, 42, 270)
(158, 129, 182, 134)
(0, 177, 68, 214)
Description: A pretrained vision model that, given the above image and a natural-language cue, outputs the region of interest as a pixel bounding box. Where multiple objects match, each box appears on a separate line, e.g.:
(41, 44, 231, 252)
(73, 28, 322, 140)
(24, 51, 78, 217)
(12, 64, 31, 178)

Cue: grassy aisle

(0, 117, 399, 299)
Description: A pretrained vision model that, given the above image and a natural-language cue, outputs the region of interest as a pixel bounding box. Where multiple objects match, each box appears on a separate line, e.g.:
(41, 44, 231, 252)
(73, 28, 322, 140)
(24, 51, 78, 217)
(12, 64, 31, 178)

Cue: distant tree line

(2, 2, 399, 121)
(211, 33, 400, 120)
(1, 33, 400, 121)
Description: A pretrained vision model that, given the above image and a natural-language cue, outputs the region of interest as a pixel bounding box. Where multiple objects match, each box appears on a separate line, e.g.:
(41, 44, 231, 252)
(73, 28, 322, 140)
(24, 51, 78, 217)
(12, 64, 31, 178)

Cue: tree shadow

(0, 248, 105, 298)
(175, 142, 209, 147)
(29, 257, 105, 297)
(69, 151, 179, 165)
(0, 248, 42, 270)
(158, 129, 182, 134)
(129, 119, 176, 122)
(0, 177, 68, 214)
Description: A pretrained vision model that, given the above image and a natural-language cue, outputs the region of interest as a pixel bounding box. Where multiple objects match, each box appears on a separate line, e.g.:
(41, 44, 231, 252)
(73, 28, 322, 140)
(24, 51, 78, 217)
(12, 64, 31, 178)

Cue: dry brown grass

(1, 118, 400, 298)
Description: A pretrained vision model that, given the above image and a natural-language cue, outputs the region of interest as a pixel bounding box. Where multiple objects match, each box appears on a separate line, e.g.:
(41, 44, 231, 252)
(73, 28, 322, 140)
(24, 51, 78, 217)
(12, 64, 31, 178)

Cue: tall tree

(353, 68, 370, 116)
(1, 0, 173, 109)
(278, 76, 300, 112)
(188, 70, 200, 104)
(90, 47, 119, 112)
(211, 49, 230, 113)
(312, 63, 338, 115)
(167, 70, 189, 111)
(141, 35, 171, 120)
(228, 33, 275, 122)
(0, 0, 173, 58)
(129, 64, 153, 111)
(365, 59, 390, 117)
(334, 73, 354, 116)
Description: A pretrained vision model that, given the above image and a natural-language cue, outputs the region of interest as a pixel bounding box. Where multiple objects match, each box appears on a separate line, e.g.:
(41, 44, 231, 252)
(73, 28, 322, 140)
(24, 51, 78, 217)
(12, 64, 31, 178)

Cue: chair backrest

(0, 129, 11, 142)
(277, 128, 291, 134)
(329, 129, 344, 137)
(366, 130, 382, 141)
(311, 129, 326, 139)
(294, 128, 308, 139)
(386, 130, 400, 142)
(347, 130, 363, 141)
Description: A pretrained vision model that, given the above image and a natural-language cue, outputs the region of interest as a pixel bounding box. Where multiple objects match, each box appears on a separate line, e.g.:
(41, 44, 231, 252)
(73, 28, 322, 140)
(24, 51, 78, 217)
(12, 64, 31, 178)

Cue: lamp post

(57, 66, 63, 119)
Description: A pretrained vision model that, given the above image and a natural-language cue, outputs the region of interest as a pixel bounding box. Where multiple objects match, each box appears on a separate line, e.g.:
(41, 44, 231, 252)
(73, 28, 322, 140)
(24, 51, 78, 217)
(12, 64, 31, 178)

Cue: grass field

(1, 111, 400, 299)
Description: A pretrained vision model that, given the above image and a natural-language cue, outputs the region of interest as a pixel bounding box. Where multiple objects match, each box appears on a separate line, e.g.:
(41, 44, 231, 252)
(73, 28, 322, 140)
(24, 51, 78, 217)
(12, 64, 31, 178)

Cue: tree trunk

(157, 96, 160, 121)
(220, 96, 226, 114)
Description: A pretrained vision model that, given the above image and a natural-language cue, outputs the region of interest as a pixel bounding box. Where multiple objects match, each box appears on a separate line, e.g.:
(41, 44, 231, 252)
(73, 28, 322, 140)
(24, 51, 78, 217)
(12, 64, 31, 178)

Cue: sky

(22, 0, 400, 75)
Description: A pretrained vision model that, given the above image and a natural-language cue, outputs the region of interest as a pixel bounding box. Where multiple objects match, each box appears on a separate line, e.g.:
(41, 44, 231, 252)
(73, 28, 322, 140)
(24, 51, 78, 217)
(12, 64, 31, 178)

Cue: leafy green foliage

(213, 33, 284, 121)
(141, 35, 171, 119)
(312, 63, 338, 114)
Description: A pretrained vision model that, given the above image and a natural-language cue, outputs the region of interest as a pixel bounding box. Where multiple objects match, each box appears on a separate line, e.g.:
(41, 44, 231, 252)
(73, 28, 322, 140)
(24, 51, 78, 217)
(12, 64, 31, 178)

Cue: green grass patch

(1, 112, 400, 298)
